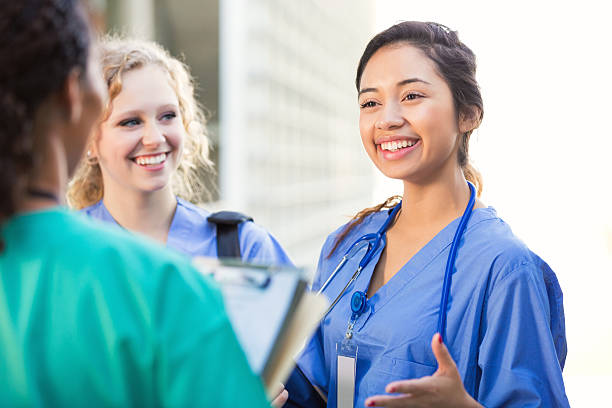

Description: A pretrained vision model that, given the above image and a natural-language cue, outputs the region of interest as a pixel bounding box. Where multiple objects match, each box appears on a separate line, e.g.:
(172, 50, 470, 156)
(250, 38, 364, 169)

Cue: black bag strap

(207, 211, 254, 259)
(283, 365, 326, 408)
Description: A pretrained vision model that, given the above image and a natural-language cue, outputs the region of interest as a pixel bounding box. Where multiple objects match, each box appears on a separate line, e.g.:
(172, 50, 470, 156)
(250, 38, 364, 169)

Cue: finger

(365, 394, 416, 407)
(385, 378, 428, 396)
(431, 332, 457, 375)
(271, 389, 288, 407)
(270, 382, 285, 397)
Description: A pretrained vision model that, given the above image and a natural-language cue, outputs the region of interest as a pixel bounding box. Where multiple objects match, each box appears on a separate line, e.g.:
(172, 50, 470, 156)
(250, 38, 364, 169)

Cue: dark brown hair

(330, 21, 484, 256)
(0, 0, 90, 225)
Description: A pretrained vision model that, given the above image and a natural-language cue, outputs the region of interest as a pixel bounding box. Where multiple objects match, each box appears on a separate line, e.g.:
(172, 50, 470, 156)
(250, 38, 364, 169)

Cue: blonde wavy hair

(67, 36, 215, 209)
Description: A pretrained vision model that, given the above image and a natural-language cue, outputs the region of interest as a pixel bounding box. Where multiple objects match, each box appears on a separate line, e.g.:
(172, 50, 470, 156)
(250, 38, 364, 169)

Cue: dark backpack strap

(207, 211, 253, 259)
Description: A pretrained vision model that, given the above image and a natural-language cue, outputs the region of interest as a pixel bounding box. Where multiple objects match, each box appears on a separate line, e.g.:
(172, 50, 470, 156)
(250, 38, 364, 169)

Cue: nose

(375, 101, 404, 130)
(142, 122, 165, 147)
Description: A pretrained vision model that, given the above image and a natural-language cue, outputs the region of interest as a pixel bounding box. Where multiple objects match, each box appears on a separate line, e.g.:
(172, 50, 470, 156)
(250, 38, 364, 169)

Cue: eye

(403, 92, 422, 101)
(360, 100, 378, 109)
(160, 111, 177, 121)
(118, 118, 142, 127)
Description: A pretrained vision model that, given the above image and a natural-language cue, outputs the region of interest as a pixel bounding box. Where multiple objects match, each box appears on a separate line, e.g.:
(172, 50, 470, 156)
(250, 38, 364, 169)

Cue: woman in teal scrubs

(67, 37, 291, 266)
(0, 1, 277, 406)
(287, 22, 568, 407)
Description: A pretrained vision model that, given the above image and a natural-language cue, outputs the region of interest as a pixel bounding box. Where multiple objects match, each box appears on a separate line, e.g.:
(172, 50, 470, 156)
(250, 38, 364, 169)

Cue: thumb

(431, 333, 457, 376)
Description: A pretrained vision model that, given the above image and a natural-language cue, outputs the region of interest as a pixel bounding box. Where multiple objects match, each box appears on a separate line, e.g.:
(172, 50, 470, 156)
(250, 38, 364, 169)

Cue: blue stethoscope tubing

(318, 181, 476, 343)
(317, 203, 402, 315)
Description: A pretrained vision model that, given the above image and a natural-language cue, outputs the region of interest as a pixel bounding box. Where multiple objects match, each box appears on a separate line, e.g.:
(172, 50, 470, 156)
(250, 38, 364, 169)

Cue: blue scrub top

(81, 198, 293, 266)
(297, 207, 569, 407)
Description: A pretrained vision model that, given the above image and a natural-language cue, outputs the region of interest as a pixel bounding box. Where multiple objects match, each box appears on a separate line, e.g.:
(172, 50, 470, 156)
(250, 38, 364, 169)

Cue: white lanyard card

(336, 338, 357, 408)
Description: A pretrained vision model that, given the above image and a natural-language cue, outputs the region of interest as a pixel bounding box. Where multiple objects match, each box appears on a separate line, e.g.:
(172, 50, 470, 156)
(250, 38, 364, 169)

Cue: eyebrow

(358, 78, 431, 96)
(112, 104, 179, 120)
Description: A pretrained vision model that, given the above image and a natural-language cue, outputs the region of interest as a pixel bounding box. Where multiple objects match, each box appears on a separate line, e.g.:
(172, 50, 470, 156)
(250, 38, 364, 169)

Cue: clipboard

(193, 257, 328, 395)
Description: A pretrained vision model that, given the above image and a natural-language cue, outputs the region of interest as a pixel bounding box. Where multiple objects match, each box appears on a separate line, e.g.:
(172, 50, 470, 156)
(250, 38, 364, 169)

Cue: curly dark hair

(0, 0, 91, 225)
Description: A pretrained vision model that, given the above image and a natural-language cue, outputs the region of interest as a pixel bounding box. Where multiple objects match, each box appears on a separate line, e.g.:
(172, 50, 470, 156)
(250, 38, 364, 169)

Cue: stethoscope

(317, 181, 476, 342)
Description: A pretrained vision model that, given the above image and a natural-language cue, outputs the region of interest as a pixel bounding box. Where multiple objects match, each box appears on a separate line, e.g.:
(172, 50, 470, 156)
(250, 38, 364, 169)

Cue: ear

(59, 68, 84, 124)
(458, 106, 482, 134)
(85, 124, 103, 161)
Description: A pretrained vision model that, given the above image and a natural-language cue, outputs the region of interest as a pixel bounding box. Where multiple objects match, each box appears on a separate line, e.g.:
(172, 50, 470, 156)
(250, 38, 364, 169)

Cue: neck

(19, 128, 67, 213)
(396, 167, 471, 230)
(102, 184, 177, 244)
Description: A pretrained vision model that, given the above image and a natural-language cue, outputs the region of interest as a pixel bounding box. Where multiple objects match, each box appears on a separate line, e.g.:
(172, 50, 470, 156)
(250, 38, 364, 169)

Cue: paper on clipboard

(193, 257, 327, 394)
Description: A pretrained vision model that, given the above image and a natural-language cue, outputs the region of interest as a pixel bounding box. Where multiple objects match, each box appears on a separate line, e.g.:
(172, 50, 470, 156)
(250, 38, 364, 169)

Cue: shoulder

(466, 208, 545, 279)
(177, 198, 256, 231)
(237, 218, 270, 240)
(312, 210, 388, 288)
(180, 200, 292, 265)
(79, 200, 104, 218)
(176, 197, 212, 221)
(321, 209, 388, 259)
(237, 217, 293, 266)
(465, 208, 560, 310)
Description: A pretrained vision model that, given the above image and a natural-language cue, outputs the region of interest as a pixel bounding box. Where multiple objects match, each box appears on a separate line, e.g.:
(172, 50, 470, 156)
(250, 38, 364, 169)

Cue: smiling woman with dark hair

(0, 1, 273, 406)
(285, 21, 569, 408)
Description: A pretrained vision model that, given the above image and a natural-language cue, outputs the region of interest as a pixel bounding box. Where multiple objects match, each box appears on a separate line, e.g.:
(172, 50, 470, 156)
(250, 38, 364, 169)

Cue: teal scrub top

(0, 208, 271, 407)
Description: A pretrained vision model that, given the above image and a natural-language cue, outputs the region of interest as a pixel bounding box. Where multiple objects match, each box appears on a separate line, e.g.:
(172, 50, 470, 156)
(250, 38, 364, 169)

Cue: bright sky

(373, 1, 612, 405)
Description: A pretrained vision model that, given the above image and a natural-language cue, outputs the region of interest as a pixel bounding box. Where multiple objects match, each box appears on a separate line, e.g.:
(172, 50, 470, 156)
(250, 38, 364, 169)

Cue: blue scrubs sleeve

(295, 234, 336, 397)
(238, 222, 294, 267)
(477, 263, 569, 407)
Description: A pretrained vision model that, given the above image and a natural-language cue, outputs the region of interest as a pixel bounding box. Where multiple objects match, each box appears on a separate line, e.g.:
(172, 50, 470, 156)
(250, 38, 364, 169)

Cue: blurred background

(88, 0, 610, 405)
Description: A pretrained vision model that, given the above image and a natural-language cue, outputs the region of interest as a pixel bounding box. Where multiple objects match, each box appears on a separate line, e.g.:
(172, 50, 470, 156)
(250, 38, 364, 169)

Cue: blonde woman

(68, 37, 291, 265)
(0, 1, 278, 406)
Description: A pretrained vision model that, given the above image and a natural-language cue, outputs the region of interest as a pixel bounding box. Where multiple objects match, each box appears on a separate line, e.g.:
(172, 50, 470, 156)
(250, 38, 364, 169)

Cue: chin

(138, 180, 171, 194)
(376, 164, 419, 181)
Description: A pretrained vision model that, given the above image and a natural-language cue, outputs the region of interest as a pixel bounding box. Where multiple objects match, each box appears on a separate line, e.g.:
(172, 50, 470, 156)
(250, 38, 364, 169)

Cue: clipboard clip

(211, 268, 272, 289)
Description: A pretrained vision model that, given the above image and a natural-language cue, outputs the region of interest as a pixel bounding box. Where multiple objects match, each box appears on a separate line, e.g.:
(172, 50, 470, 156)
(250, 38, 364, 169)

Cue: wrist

(462, 391, 483, 408)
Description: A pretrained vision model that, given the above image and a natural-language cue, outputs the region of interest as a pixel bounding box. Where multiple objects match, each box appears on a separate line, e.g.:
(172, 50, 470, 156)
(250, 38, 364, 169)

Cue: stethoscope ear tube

(317, 237, 372, 296)
(317, 206, 400, 318)
(321, 265, 364, 317)
(436, 181, 476, 343)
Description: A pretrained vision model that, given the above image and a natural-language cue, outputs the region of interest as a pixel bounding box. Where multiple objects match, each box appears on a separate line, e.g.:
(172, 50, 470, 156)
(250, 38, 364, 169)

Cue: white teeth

(380, 140, 417, 151)
(135, 152, 166, 166)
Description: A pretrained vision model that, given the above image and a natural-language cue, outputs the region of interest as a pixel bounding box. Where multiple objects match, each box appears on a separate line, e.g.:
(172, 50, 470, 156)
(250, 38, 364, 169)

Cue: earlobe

(86, 129, 101, 164)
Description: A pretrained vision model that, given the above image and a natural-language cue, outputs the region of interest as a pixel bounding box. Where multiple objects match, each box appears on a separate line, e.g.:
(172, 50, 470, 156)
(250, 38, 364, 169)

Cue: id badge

(336, 338, 357, 408)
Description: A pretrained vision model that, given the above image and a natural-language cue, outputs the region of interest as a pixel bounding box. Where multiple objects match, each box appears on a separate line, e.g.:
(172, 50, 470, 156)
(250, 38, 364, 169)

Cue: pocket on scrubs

(365, 356, 436, 396)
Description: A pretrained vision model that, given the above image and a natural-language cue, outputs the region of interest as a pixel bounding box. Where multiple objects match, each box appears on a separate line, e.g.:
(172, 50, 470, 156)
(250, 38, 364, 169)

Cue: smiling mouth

(379, 139, 420, 152)
(131, 152, 168, 166)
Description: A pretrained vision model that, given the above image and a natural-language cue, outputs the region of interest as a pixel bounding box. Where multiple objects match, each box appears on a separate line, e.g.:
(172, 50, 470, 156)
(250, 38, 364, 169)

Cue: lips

(376, 138, 421, 160)
(130, 152, 168, 167)
(379, 139, 418, 152)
